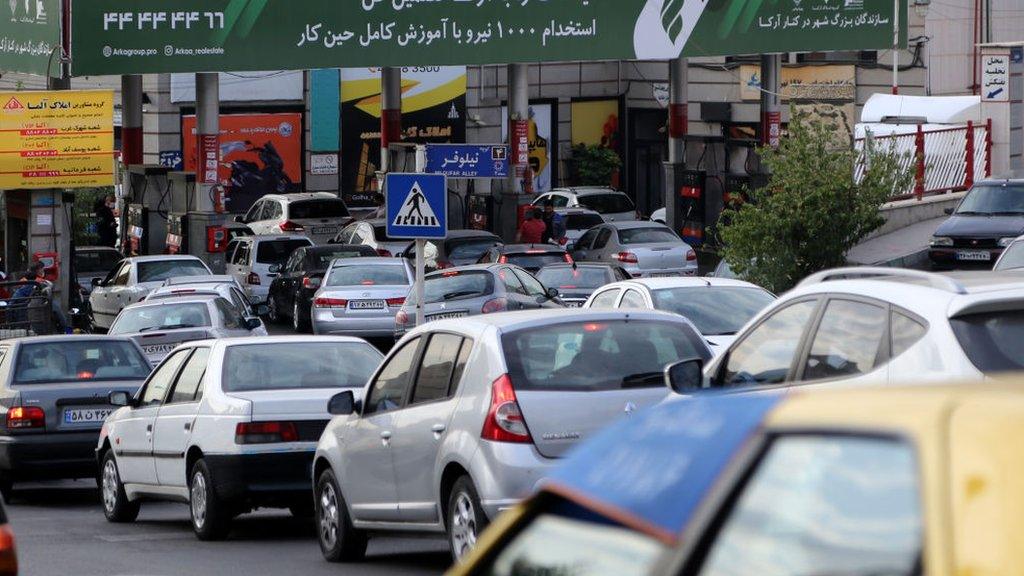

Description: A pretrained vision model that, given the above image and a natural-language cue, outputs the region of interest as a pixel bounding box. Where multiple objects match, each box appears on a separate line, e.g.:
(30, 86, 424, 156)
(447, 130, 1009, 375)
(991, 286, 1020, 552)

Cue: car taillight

(314, 297, 348, 308)
(481, 297, 507, 314)
(7, 406, 44, 430)
(617, 252, 639, 264)
(498, 255, 508, 264)
(302, 276, 321, 290)
(0, 525, 16, 576)
(386, 297, 406, 307)
(247, 272, 261, 285)
(436, 261, 453, 270)
(481, 375, 531, 444)
(563, 253, 574, 264)
(376, 248, 393, 257)
(279, 220, 304, 232)
(235, 421, 299, 444)
(686, 249, 697, 262)
(396, 309, 410, 325)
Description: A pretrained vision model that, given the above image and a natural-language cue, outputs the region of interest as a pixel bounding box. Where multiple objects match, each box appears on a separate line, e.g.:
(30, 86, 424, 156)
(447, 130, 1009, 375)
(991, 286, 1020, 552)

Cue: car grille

(952, 238, 998, 249)
(295, 420, 331, 442)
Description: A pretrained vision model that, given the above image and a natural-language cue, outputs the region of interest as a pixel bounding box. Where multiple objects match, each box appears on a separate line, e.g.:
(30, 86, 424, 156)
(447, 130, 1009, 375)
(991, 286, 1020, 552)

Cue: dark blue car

(930, 173, 1024, 269)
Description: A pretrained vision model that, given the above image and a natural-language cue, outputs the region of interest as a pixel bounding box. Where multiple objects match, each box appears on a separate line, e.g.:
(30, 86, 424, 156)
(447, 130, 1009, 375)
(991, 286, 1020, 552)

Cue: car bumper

(312, 311, 398, 338)
(626, 265, 699, 278)
(0, 432, 102, 481)
(928, 247, 1000, 268)
(470, 441, 556, 521)
(204, 451, 316, 504)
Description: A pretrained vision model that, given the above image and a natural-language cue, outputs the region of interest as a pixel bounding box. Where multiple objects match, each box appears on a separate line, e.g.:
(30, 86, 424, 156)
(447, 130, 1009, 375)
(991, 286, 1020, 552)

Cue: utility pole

(664, 58, 688, 236)
(195, 73, 220, 212)
(380, 67, 402, 174)
(503, 63, 530, 242)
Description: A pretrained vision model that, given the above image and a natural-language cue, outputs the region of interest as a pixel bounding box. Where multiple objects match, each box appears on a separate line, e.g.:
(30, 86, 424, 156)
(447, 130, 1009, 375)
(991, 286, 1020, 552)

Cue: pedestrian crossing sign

(385, 173, 448, 239)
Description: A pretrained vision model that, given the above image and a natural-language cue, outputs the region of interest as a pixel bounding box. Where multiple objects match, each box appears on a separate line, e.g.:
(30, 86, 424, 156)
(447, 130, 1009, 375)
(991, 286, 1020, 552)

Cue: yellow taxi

(448, 384, 1024, 576)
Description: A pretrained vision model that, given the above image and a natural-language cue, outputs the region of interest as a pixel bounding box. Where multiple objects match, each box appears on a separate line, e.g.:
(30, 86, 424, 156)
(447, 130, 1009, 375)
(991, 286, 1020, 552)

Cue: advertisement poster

(502, 103, 554, 193)
(0, 90, 115, 189)
(740, 64, 856, 101)
(571, 99, 621, 149)
(0, 0, 59, 76)
(183, 112, 302, 213)
(341, 66, 466, 208)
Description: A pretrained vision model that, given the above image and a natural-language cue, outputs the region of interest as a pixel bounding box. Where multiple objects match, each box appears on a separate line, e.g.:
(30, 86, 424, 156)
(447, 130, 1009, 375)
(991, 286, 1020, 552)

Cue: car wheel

(294, 301, 310, 333)
(100, 451, 140, 523)
(189, 459, 231, 541)
(316, 468, 367, 563)
(447, 476, 488, 563)
(267, 297, 281, 324)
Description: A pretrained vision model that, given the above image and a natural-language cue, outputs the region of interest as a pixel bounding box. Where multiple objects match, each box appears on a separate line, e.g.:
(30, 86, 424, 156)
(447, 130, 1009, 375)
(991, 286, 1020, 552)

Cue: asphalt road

(8, 481, 451, 576)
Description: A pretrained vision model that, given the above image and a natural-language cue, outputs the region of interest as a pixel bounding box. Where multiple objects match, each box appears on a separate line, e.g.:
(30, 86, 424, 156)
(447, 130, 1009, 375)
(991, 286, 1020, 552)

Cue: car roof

(125, 294, 221, 308)
(8, 335, 136, 346)
(977, 170, 1024, 184)
(554, 207, 602, 216)
(538, 263, 615, 271)
(126, 255, 203, 263)
(307, 244, 372, 253)
(612, 277, 766, 291)
(185, 335, 375, 349)
(163, 275, 235, 286)
(409, 308, 695, 339)
(263, 192, 341, 202)
(330, 256, 406, 266)
(243, 234, 313, 243)
(550, 187, 623, 196)
(444, 229, 501, 240)
(498, 244, 566, 253)
(604, 220, 670, 230)
(75, 246, 120, 252)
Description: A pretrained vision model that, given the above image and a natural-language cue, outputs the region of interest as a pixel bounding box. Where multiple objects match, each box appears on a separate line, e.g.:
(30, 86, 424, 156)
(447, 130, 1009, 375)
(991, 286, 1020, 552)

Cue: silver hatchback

(571, 220, 698, 278)
(311, 257, 413, 338)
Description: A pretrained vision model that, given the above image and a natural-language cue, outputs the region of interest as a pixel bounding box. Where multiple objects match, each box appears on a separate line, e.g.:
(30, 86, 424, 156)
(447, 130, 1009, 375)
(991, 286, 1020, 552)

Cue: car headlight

(930, 236, 954, 247)
(999, 237, 1018, 248)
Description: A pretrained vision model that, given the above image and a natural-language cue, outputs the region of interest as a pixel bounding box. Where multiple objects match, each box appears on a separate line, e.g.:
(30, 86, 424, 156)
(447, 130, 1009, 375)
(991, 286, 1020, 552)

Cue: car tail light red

(247, 272, 261, 285)
(6, 406, 44, 430)
(395, 309, 410, 325)
(686, 249, 697, 262)
(314, 297, 348, 308)
(386, 297, 406, 307)
(481, 297, 507, 314)
(279, 220, 305, 232)
(442, 270, 461, 277)
(376, 248, 393, 257)
(302, 276, 321, 290)
(436, 261, 453, 270)
(617, 252, 639, 264)
(563, 253, 574, 264)
(0, 524, 16, 576)
(235, 421, 299, 444)
(481, 375, 531, 444)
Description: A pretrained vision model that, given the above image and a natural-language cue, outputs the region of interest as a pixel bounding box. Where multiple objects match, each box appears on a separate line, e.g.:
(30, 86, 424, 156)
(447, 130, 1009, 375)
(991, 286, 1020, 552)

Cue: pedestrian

(516, 208, 547, 244)
(95, 194, 118, 248)
(540, 199, 566, 244)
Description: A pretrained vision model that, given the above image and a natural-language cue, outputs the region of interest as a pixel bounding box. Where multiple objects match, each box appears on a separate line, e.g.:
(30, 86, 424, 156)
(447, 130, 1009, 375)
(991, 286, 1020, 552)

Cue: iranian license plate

(64, 408, 113, 425)
(956, 250, 991, 262)
(312, 226, 339, 236)
(427, 312, 468, 322)
(350, 300, 385, 310)
(142, 344, 176, 355)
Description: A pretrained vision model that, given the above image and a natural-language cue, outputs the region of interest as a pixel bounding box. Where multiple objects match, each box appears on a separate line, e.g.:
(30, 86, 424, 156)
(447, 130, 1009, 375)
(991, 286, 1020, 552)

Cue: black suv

(930, 174, 1024, 269)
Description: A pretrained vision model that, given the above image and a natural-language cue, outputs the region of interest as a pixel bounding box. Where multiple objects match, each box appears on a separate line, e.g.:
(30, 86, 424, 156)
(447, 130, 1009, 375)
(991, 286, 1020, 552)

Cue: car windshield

(950, 309, 1024, 373)
(257, 239, 311, 265)
(408, 271, 493, 305)
(653, 287, 776, 335)
(110, 303, 212, 334)
(578, 193, 636, 214)
(137, 260, 210, 283)
(308, 249, 372, 270)
(14, 340, 151, 384)
(956, 184, 1024, 215)
(222, 342, 383, 391)
(507, 253, 567, 271)
(536, 267, 610, 290)
(75, 250, 120, 274)
(289, 199, 349, 219)
(618, 227, 680, 245)
(994, 242, 1024, 271)
(564, 212, 604, 231)
(326, 264, 409, 287)
(502, 320, 710, 391)
(447, 238, 500, 260)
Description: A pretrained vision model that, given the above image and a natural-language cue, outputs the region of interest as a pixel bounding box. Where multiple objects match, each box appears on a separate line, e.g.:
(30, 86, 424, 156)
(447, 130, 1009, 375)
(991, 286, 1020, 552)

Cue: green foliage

(718, 111, 913, 294)
(571, 144, 621, 186)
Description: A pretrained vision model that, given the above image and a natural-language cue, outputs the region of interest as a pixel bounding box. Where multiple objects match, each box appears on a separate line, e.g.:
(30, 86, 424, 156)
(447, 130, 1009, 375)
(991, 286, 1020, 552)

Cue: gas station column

(380, 66, 402, 173)
(121, 75, 144, 166)
(760, 55, 781, 149)
(664, 57, 688, 236)
(195, 73, 220, 212)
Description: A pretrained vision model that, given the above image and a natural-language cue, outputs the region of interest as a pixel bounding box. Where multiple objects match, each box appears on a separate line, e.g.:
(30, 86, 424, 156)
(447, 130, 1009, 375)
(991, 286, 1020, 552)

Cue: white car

(237, 193, 353, 245)
(650, 207, 666, 224)
(993, 235, 1024, 271)
(556, 208, 604, 249)
(667, 267, 1024, 396)
(89, 256, 212, 331)
(532, 187, 638, 222)
(97, 336, 384, 540)
(583, 277, 776, 350)
(332, 219, 412, 258)
(145, 280, 269, 337)
(224, 235, 313, 304)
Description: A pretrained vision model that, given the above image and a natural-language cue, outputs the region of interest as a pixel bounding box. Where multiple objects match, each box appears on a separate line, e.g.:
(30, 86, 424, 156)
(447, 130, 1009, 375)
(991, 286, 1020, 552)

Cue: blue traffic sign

(386, 173, 448, 240)
(425, 144, 509, 179)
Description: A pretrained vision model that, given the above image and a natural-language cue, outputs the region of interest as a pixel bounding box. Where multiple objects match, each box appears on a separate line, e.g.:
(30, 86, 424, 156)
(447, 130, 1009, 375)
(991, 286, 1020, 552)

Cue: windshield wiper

(442, 291, 480, 300)
(954, 210, 988, 215)
(621, 372, 664, 388)
(138, 323, 198, 332)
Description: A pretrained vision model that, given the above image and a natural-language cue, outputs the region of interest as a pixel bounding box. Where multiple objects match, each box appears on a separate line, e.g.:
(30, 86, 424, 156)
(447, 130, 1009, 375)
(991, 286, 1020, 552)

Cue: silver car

(571, 221, 698, 278)
(312, 309, 713, 562)
(312, 258, 413, 338)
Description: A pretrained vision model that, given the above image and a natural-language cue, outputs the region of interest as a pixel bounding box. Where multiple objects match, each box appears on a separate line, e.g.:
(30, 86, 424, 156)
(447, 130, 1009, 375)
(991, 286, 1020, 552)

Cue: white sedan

(97, 336, 384, 540)
(89, 255, 212, 331)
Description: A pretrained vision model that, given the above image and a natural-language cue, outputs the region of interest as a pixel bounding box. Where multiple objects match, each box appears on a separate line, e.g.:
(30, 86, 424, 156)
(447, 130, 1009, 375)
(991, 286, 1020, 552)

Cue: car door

(266, 200, 285, 233)
(590, 227, 614, 262)
(107, 262, 135, 318)
(791, 298, 891, 389)
(342, 337, 421, 522)
(571, 227, 601, 262)
(153, 347, 210, 488)
(224, 239, 245, 287)
(513, 269, 558, 309)
(114, 348, 191, 486)
(244, 200, 267, 234)
(91, 261, 127, 327)
(617, 288, 648, 310)
(392, 334, 473, 523)
(213, 298, 254, 337)
(587, 287, 621, 309)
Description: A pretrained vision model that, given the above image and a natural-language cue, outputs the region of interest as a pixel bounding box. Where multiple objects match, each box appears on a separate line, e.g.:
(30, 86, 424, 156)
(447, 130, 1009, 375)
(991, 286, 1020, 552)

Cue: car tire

(316, 468, 367, 563)
(294, 301, 310, 333)
(447, 476, 488, 563)
(100, 451, 140, 523)
(189, 459, 231, 541)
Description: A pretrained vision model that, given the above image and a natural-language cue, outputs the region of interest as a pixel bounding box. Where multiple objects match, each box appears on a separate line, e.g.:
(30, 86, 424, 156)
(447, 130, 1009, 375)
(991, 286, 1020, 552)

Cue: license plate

(64, 408, 113, 425)
(956, 250, 991, 262)
(312, 226, 339, 235)
(427, 312, 468, 322)
(564, 301, 584, 308)
(349, 300, 385, 310)
(142, 344, 176, 355)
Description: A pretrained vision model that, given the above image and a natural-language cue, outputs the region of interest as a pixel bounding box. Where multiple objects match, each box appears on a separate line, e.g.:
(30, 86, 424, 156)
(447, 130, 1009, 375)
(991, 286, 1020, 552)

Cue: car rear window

(110, 303, 212, 334)
(222, 342, 383, 391)
(502, 319, 710, 391)
(506, 253, 567, 271)
(564, 213, 604, 231)
(75, 250, 120, 274)
(577, 193, 635, 215)
(652, 287, 775, 336)
(326, 264, 410, 287)
(536, 266, 610, 290)
(257, 239, 311, 264)
(409, 271, 494, 305)
(307, 248, 373, 270)
(618, 227, 680, 245)
(137, 260, 210, 282)
(447, 238, 500, 260)
(289, 199, 349, 219)
(14, 340, 151, 384)
(950, 310, 1024, 373)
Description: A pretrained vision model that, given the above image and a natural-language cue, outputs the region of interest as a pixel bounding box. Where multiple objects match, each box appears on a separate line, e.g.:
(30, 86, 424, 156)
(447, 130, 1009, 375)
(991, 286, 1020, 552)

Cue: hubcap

(293, 302, 301, 331)
(191, 471, 207, 530)
(450, 492, 478, 560)
(318, 482, 339, 550)
(101, 458, 119, 513)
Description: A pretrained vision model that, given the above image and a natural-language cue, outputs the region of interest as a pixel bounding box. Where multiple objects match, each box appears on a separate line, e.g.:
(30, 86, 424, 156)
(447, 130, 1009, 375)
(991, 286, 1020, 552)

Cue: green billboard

(0, 0, 61, 76)
(69, 0, 906, 76)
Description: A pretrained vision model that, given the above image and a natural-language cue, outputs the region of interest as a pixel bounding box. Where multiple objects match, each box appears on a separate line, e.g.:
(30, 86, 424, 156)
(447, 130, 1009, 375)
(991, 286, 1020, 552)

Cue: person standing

(516, 209, 547, 244)
(95, 195, 118, 248)
(540, 199, 565, 244)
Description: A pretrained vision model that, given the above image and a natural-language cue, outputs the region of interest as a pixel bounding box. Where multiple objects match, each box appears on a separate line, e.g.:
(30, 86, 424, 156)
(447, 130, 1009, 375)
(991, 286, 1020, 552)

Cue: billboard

(502, 103, 555, 193)
(0, 0, 60, 76)
(182, 112, 302, 213)
(69, 0, 907, 76)
(0, 90, 115, 189)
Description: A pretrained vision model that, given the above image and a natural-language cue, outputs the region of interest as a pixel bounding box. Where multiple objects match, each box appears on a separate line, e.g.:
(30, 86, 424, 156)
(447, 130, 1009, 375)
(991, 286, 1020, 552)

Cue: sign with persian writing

(0, 0, 60, 76)
(740, 64, 857, 101)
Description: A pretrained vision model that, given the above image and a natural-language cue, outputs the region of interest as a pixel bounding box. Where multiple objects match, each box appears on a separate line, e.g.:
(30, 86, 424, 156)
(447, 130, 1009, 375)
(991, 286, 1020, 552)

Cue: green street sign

(0, 0, 61, 76)
(69, 0, 906, 76)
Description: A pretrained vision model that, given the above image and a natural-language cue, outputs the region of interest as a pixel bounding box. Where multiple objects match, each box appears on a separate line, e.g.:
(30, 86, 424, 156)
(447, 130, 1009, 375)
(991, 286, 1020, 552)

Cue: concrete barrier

(864, 191, 966, 240)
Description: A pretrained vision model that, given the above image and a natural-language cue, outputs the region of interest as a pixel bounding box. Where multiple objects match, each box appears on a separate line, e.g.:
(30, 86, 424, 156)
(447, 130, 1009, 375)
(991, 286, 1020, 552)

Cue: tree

(718, 110, 913, 294)
(570, 144, 621, 187)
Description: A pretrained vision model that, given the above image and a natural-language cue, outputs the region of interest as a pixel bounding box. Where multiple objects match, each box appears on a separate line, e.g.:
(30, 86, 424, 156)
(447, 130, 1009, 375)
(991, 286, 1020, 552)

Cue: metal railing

(0, 281, 56, 339)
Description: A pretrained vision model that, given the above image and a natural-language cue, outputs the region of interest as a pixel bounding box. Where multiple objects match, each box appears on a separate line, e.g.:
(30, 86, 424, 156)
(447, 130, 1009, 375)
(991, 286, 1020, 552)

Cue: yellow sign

(740, 65, 856, 101)
(0, 90, 115, 189)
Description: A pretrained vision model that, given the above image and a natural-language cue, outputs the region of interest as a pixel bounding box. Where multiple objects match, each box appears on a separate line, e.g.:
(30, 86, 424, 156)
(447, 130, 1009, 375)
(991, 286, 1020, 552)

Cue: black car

(266, 244, 375, 331)
(930, 174, 1024, 269)
(477, 243, 572, 273)
(535, 263, 632, 307)
(74, 246, 122, 296)
(399, 230, 503, 273)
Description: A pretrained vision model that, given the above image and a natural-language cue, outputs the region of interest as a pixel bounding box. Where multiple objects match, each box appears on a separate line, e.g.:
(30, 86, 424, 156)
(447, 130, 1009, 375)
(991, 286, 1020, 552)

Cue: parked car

(930, 174, 1024, 269)
(535, 263, 631, 307)
(532, 187, 638, 222)
(399, 230, 503, 273)
(312, 257, 414, 338)
(453, 383, 1012, 576)
(993, 234, 1024, 271)
(98, 336, 384, 540)
(89, 256, 213, 331)
(145, 279, 269, 336)
(650, 206, 667, 224)
(557, 208, 604, 249)
(223, 221, 253, 242)
(224, 235, 313, 304)
(0, 336, 151, 501)
(394, 264, 563, 337)
(710, 257, 738, 279)
(267, 244, 377, 332)
(109, 296, 265, 365)
(237, 192, 353, 245)
(332, 219, 411, 257)
(74, 246, 121, 296)
(584, 277, 776, 349)
(477, 244, 573, 273)
(312, 309, 713, 562)
(571, 221, 697, 278)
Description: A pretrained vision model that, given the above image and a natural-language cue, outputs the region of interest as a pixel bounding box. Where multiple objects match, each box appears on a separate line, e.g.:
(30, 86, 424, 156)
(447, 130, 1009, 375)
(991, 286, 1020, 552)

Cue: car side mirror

(268, 264, 281, 274)
(328, 390, 358, 416)
(244, 317, 263, 331)
(664, 359, 705, 394)
(944, 207, 955, 215)
(545, 287, 560, 299)
(91, 277, 102, 287)
(253, 303, 270, 317)
(234, 215, 245, 223)
(108, 391, 132, 408)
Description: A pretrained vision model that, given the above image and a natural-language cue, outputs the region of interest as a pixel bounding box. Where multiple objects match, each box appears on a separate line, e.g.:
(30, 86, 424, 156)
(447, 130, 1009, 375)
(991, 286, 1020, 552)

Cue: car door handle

(380, 430, 392, 447)
(146, 424, 152, 433)
(430, 424, 446, 438)
(184, 422, 192, 431)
